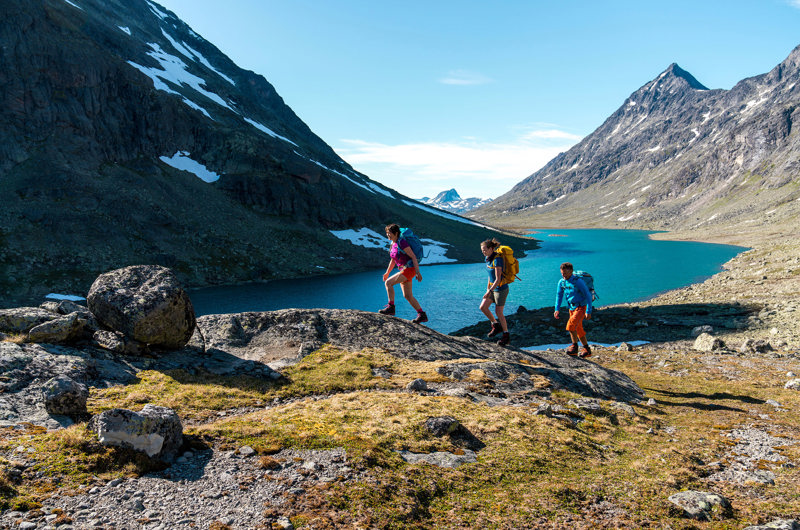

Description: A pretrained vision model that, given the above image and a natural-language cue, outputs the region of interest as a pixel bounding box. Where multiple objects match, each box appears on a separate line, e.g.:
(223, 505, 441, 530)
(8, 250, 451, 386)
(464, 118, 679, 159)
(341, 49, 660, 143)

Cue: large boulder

(88, 404, 183, 462)
(87, 265, 196, 349)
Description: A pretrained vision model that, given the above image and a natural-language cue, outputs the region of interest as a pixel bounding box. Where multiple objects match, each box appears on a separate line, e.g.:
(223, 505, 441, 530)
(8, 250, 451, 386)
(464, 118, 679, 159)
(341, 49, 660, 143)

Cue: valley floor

(1, 231, 799, 529)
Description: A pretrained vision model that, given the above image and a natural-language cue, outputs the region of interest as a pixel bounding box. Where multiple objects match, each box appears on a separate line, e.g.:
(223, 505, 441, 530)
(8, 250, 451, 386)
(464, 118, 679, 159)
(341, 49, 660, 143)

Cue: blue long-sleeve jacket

(555, 275, 593, 315)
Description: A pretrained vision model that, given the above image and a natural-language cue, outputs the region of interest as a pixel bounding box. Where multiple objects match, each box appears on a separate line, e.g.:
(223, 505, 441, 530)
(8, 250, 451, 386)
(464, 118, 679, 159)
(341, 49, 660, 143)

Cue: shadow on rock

(451, 302, 763, 347)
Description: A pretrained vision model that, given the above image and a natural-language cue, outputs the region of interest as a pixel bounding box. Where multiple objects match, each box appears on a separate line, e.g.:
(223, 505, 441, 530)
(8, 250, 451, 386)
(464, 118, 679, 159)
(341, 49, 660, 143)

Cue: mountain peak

(434, 189, 461, 202)
(660, 63, 709, 90)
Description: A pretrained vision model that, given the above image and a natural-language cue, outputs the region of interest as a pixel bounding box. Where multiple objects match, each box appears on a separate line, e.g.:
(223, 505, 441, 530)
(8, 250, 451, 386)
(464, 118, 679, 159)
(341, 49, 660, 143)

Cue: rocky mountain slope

(475, 47, 800, 242)
(0, 0, 531, 307)
(419, 189, 492, 214)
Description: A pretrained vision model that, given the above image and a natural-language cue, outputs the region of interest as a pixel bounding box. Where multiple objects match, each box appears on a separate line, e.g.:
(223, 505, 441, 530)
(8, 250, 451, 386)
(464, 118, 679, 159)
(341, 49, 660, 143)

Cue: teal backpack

(574, 270, 597, 300)
(399, 227, 424, 262)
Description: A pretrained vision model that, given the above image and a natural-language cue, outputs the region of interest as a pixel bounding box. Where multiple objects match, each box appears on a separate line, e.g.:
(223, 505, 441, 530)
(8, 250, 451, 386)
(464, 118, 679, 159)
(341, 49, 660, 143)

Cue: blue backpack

(399, 227, 424, 263)
(574, 270, 597, 300)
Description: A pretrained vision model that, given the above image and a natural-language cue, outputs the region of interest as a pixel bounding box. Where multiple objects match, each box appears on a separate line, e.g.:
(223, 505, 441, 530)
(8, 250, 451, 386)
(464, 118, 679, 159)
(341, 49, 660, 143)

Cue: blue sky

(156, 0, 800, 199)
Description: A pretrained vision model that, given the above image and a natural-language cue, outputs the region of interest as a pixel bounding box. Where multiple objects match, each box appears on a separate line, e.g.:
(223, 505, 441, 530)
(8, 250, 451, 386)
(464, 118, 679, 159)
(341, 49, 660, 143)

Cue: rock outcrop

(189, 308, 645, 403)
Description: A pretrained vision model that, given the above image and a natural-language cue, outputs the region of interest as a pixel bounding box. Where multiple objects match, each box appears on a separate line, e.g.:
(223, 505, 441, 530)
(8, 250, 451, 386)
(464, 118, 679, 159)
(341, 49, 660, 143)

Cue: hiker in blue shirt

(480, 238, 510, 346)
(554, 262, 593, 358)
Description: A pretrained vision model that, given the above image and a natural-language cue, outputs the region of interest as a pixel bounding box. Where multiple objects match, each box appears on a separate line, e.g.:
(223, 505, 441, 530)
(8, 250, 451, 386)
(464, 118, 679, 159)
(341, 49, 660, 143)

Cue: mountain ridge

(0, 0, 533, 306)
(474, 44, 800, 242)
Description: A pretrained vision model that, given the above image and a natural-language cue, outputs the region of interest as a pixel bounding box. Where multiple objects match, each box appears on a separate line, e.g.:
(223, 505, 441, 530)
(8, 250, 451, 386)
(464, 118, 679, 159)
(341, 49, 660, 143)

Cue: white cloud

(788, 0, 800, 8)
(521, 129, 583, 141)
(438, 69, 493, 85)
(335, 128, 582, 199)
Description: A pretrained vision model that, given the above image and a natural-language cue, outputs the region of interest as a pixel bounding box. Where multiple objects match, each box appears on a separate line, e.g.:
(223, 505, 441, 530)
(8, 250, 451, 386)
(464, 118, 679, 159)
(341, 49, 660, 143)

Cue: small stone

(647, 398, 657, 406)
(785, 379, 800, 391)
(668, 490, 732, 520)
(406, 378, 428, 392)
(694, 333, 725, 352)
(301, 461, 319, 471)
(275, 516, 295, 530)
(238, 445, 256, 457)
(423, 416, 460, 437)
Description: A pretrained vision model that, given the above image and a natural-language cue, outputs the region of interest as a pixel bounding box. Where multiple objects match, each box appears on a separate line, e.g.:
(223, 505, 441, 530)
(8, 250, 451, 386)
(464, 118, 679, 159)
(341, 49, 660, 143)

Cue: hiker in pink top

(378, 224, 428, 324)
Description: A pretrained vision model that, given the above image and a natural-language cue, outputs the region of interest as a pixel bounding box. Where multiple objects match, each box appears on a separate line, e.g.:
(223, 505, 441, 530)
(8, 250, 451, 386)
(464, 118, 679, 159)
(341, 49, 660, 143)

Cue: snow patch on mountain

(127, 42, 234, 114)
(244, 118, 297, 146)
(160, 151, 220, 182)
(329, 229, 458, 264)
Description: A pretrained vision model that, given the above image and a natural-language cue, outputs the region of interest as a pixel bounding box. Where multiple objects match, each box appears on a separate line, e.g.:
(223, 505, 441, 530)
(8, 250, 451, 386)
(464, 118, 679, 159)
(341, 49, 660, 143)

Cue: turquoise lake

(189, 229, 746, 334)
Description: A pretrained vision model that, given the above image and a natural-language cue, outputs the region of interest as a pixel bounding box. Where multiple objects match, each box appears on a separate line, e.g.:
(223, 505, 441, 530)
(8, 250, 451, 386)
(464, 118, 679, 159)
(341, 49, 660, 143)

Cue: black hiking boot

(566, 343, 579, 356)
(497, 332, 510, 347)
(487, 322, 502, 338)
(580, 345, 592, 359)
(379, 303, 395, 316)
(412, 311, 428, 324)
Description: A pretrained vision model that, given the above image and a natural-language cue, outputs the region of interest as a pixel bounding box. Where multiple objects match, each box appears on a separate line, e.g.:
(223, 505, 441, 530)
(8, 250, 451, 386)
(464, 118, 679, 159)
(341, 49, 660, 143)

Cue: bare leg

(495, 304, 507, 332)
(384, 272, 406, 303)
(479, 297, 496, 323)
(399, 278, 422, 312)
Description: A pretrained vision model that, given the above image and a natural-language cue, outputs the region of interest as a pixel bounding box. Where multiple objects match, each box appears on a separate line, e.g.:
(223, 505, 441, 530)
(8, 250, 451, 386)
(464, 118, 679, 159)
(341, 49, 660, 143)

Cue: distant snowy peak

(419, 189, 493, 214)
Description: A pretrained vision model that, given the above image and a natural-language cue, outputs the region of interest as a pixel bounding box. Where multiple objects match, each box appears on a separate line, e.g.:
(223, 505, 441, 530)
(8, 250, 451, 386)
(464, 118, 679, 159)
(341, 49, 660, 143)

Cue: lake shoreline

(454, 222, 800, 349)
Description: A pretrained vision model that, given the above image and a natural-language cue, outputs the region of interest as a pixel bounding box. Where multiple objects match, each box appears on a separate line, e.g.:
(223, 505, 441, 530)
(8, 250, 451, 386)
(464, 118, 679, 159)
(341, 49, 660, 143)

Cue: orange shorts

(400, 267, 416, 281)
(566, 306, 587, 338)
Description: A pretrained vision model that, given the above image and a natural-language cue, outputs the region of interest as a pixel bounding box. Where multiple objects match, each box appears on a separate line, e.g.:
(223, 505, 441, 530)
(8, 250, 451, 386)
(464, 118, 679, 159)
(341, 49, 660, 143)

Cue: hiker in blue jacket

(554, 262, 593, 358)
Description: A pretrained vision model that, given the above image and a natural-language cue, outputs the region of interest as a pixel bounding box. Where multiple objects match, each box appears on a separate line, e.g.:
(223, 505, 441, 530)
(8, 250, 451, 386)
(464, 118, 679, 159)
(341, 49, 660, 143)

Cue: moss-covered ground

(1, 344, 799, 528)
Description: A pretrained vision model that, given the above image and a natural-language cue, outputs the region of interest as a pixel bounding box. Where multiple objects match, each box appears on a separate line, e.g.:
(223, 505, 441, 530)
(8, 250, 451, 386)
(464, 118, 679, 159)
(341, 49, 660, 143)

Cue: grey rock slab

(28, 312, 87, 344)
(187, 309, 644, 403)
(743, 520, 800, 530)
(398, 449, 478, 468)
(0, 307, 58, 333)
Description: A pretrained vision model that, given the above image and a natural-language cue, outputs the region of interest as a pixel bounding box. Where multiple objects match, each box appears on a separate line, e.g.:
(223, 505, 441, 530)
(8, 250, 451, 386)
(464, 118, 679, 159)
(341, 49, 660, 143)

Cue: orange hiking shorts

(566, 306, 587, 338)
(400, 267, 416, 281)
